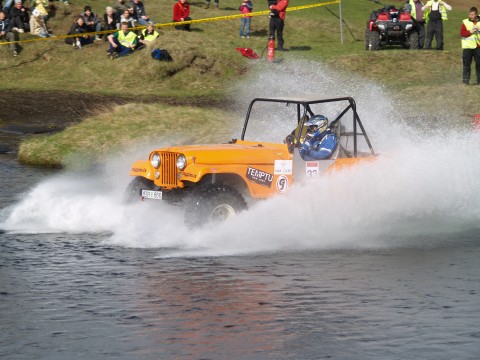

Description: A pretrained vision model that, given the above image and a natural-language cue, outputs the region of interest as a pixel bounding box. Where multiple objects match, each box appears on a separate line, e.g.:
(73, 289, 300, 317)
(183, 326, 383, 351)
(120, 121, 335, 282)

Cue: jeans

(240, 17, 251, 37)
(109, 37, 134, 56)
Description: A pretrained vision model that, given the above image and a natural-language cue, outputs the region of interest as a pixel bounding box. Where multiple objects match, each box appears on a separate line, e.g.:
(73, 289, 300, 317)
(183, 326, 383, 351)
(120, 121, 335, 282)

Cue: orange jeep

(126, 96, 377, 227)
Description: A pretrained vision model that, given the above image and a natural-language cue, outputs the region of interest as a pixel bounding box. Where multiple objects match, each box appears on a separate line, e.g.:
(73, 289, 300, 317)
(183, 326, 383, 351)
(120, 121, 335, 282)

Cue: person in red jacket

(269, 0, 288, 51)
(460, 7, 480, 85)
(173, 0, 191, 32)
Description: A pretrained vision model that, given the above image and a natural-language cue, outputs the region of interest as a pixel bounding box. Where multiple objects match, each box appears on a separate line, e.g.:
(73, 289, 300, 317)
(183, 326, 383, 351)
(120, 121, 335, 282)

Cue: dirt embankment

(0, 90, 224, 153)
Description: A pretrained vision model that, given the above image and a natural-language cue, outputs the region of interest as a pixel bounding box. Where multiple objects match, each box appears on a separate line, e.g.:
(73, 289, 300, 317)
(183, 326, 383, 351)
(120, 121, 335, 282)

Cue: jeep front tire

(184, 184, 247, 228)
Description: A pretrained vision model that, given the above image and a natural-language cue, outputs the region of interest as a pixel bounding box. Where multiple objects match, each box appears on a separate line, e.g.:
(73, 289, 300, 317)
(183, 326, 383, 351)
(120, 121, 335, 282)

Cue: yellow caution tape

(1, 1, 339, 46)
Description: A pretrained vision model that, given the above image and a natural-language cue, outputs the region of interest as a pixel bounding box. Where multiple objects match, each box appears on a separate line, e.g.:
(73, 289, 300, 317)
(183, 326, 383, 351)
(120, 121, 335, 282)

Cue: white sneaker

(64, 0, 69, 4)
(12, 49, 18, 57)
(18, 28, 24, 33)
(75, 40, 82, 49)
(95, 36, 101, 41)
(12, 27, 19, 32)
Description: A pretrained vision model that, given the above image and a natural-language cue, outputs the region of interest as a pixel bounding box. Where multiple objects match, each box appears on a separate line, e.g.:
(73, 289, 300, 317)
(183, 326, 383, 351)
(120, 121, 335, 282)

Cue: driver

(299, 115, 337, 160)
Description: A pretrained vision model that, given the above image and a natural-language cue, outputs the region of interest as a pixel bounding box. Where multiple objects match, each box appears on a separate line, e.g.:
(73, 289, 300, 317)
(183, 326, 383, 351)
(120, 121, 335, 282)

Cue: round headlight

(176, 154, 186, 171)
(151, 153, 161, 169)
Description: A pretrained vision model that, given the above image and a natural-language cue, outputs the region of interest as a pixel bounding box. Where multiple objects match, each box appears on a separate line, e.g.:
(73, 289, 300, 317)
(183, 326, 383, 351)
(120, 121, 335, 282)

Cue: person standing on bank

(268, 0, 288, 51)
(460, 7, 480, 85)
(422, 0, 451, 50)
(409, 0, 426, 49)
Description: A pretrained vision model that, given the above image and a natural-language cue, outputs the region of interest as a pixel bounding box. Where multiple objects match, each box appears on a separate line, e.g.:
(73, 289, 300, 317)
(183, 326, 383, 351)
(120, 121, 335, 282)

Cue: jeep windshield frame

(241, 96, 376, 157)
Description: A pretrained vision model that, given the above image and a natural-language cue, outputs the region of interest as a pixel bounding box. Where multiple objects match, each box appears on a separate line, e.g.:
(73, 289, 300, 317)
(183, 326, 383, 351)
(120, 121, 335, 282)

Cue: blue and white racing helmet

(305, 115, 328, 138)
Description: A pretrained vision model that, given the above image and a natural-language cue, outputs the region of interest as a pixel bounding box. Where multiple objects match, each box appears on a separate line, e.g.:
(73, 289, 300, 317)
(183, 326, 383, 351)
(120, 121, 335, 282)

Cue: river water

(1, 63, 480, 359)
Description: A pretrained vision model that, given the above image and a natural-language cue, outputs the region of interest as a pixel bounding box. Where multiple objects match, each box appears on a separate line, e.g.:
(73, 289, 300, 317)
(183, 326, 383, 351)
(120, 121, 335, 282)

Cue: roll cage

(241, 96, 376, 157)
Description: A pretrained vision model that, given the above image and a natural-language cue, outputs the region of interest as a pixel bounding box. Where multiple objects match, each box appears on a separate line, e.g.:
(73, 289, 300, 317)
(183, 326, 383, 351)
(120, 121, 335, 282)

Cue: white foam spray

(2, 61, 480, 256)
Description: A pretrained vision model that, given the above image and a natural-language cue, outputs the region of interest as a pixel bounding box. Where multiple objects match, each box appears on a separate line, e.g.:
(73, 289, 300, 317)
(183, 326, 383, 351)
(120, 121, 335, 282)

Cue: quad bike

(365, 0, 419, 50)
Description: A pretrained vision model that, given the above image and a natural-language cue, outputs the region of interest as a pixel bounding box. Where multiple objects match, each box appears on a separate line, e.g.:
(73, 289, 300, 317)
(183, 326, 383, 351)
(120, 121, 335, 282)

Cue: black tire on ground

(365, 26, 370, 50)
(408, 31, 419, 50)
(368, 31, 381, 51)
(124, 176, 155, 203)
(184, 184, 247, 228)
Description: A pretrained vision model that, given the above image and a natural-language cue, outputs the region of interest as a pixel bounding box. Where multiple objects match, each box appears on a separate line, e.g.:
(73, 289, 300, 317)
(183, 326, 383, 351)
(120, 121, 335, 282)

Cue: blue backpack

(151, 48, 173, 61)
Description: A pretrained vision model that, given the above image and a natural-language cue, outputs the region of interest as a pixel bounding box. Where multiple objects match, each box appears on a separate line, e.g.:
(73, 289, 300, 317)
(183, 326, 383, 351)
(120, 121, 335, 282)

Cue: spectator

(173, 0, 191, 32)
(127, 3, 138, 25)
(422, 0, 452, 50)
(460, 7, 480, 85)
(29, 8, 52, 37)
(10, 0, 29, 33)
(269, 0, 288, 51)
(0, 9, 18, 56)
(65, 15, 92, 49)
(130, 0, 152, 26)
(81, 5, 101, 41)
(204, 0, 219, 9)
(29, 0, 49, 23)
(408, 0, 426, 49)
(138, 21, 158, 46)
(103, 6, 118, 35)
(239, 0, 252, 38)
(2, 0, 13, 13)
(107, 21, 138, 59)
(119, 8, 136, 29)
(115, 0, 128, 18)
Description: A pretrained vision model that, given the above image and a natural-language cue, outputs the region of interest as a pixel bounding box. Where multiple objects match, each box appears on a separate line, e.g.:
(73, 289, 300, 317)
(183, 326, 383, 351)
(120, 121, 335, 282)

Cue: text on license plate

(141, 190, 163, 200)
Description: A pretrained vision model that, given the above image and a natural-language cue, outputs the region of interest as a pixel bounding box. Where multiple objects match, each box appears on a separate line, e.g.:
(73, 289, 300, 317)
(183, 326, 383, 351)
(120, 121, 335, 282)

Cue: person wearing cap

(0, 10, 19, 56)
(130, 0, 153, 26)
(10, 0, 29, 33)
(138, 21, 158, 46)
(173, 0, 191, 31)
(82, 5, 102, 41)
(460, 7, 480, 85)
(30, 0, 49, 23)
(107, 20, 138, 58)
(29, 8, 52, 37)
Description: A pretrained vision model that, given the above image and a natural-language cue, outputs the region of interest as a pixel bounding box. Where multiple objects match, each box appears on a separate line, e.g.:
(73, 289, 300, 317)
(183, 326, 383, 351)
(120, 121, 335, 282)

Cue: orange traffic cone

(267, 37, 275, 62)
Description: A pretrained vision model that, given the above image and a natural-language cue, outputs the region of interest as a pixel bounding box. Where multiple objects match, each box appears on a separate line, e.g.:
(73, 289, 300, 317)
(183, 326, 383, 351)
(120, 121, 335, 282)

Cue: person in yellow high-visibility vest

(107, 21, 138, 59)
(460, 7, 480, 85)
(409, 0, 426, 49)
(422, 0, 451, 50)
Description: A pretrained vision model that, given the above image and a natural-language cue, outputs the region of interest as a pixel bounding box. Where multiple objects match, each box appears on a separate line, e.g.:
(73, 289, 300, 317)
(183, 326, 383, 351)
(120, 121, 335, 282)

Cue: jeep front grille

(160, 152, 178, 186)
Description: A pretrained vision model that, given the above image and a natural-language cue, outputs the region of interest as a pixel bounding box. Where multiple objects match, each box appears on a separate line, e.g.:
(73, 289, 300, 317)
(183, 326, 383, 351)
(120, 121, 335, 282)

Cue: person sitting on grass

(118, 8, 136, 30)
(103, 6, 118, 34)
(138, 21, 158, 47)
(29, 8, 52, 37)
(130, 0, 153, 26)
(81, 5, 102, 41)
(107, 21, 138, 59)
(65, 15, 93, 49)
(173, 0, 191, 32)
(9, 0, 29, 33)
(0, 10, 19, 56)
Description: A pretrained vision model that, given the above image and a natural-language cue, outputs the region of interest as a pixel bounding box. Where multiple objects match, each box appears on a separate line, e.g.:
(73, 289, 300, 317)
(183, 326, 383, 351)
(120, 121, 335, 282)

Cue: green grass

(3, 0, 478, 166)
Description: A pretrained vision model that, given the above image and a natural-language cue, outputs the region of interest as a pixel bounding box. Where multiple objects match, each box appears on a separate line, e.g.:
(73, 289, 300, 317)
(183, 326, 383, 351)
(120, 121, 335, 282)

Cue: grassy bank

(2, 0, 478, 167)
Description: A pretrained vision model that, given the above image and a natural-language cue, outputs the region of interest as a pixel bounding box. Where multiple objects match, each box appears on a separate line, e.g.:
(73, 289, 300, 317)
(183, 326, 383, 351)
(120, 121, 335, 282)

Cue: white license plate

(141, 190, 163, 200)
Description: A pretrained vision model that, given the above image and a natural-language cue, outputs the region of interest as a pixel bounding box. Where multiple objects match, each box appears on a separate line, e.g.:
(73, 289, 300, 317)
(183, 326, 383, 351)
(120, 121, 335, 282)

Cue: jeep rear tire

(124, 177, 155, 203)
(184, 184, 247, 228)
(408, 31, 419, 50)
(368, 31, 380, 51)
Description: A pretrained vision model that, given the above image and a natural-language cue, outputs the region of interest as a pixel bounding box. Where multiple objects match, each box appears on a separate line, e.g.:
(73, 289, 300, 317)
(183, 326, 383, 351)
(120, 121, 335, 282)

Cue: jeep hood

(156, 141, 289, 165)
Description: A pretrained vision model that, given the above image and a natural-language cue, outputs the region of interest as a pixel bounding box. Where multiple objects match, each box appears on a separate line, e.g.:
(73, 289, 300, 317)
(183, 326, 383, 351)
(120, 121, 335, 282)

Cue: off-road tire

(408, 31, 419, 50)
(365, 26, 370, 50)
(184, 184, 247, 228)
(368, 31, 380, 51)
(124, 177, 155, 203)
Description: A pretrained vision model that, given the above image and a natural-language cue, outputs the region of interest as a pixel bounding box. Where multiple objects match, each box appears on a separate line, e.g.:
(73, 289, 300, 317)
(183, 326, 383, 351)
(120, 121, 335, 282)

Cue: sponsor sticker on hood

(246, 167, 273, 187)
